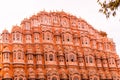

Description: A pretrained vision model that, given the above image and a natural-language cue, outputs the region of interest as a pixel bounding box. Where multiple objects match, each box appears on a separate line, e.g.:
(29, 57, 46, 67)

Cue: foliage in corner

(97, 0, 120, 18)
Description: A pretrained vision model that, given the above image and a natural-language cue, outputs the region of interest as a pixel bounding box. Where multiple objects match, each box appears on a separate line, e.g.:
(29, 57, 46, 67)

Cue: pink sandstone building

(0, 11, 120, 80)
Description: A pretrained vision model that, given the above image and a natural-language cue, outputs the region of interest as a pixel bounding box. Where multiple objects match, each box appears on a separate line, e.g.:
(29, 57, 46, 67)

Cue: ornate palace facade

(0, 11, 120, 80)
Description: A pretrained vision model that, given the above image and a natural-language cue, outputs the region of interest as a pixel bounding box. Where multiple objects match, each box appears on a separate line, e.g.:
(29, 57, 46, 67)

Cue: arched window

(12, 32, 22, 43)
(53, 16, 59, 24)
(98, 43, 103, 50)
(18, 53, 21, 59)
(92, 40, 96, 48)
(46, 32, 52, 41)
(62, 34, 65, 41)
(45, 54, 47, 61)
(4, 53, 9, 60)
(66, 35, 70, 42)
(69, 54, 75, 62)
(43, 32, 53, 41)
(25, 22, 30, 30)
(56, 36, 60, 43)
(62, 33, 72, 43)
(14, 52, 16, 59)
(89, 57, 93, 63)
(33, 19, 38, 27)
(79, 58, 83, 63)
(3, 53, 9, 62)
(2, 33, 9, 43)
(80, 23, 85, 29)
(85, 56, 88, 63)
(49, 54, 54, 61)
(26, 35, 31, 43)
(12, 33, 15, 41)
(65, 54, 68, 62)
(36, 55, 41, 61)
(28, 54, 33, 60)
(82, 37, 90, 45)
(52, 77, 57, 80)
(73, 76, 79, 80)
(112, 58, 115, 64)
(34, 33, 40, 43)
(46, 32, 50, 40)
(19, 77, 23, 80)
(59, 57, 64, 62)
(16, 33, 20, 41)
(66, 33, 72, 42)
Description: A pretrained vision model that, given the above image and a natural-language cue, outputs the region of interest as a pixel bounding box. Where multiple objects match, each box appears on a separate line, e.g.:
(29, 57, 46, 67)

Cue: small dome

(54, 29, 61, 36)
(77, 52, 83, 57)
(26, 47, 34, 54)
(2, 47, 10, 53)
(58, 50, 64, 56)
(30, 14, 38, 20)
(2, 29, 9, 34)
(21, 18, 30, 24)
(95, 53, 101, 59)
(36, 50, 43, 55)
(102, 54, 107, 59)
(11, 25, 22, 33)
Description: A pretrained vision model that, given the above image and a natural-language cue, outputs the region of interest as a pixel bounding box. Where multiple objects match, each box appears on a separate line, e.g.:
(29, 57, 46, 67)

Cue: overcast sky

(0, 0, 120, 55)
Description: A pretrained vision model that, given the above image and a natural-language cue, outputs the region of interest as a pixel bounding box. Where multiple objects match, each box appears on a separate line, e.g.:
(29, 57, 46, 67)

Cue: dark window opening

(67, 38, 70, 42)
(62, 35, 64, 41)
(43, 34, 44, 40)
(86, 57, 88, 63)
(47, 38, 50, 40)
(19, 77, 23, 80)
(6, 53, 8, 59)
(18, 53, 21, 59)
(71, 59, 74, 62)
(49, 54, 53, 61)
(59, 58, 64, 62)
(52, 77, 57, 80)
(45, 54, 47, 61)
(66, 59, 68, 62)
(73, 76, 79, 80)
(70, 54, 75, 62)
(89, 57, 93, 63)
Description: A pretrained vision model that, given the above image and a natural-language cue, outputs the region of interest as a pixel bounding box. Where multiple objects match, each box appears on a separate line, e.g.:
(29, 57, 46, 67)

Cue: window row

(3, 53, 118, 68)
(2, 34, 113, 51)
(24, 17, 89, 30)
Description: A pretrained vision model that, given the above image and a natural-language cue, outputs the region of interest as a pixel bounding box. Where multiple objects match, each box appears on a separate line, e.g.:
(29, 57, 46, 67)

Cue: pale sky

(0, 0, 120, 55)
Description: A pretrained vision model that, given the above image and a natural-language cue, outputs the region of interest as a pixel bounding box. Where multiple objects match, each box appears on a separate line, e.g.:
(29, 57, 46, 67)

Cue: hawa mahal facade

(0, 11, 120, 80)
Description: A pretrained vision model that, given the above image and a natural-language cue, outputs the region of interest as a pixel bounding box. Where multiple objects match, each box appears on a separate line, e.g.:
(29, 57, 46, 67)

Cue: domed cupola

(2, 46, 10, 53)
(58, 50, 64, 56)
(77, 51, 83, 58)
(1, 29, 10, 43)
(26, 46, 34, 54)
(21, 18, 31, 33)
(2, 29, 9, 34)
(11, 25, 22, 33)
(11, 26, 23, 43)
